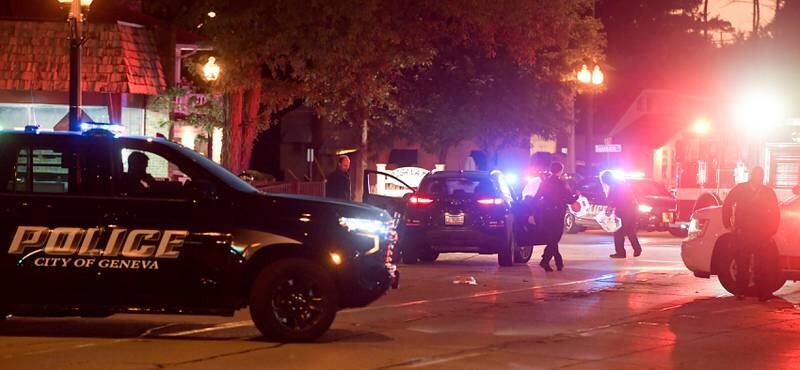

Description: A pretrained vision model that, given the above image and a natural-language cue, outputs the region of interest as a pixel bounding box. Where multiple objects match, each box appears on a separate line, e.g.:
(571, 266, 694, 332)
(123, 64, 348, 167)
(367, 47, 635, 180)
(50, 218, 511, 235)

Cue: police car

(0, 125, 397, 342)
(681, 187, 800, 296)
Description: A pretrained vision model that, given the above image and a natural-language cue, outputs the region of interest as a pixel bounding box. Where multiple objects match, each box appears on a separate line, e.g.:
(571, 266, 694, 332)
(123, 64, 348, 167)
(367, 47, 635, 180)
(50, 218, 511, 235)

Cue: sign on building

(595, 144, 622, 153)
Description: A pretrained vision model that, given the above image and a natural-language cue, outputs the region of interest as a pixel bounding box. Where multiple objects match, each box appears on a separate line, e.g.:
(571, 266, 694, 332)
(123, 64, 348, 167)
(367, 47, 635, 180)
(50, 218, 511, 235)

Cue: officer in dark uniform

(533, 162, 578, 272)
(122, 151, 156, 194)
(602, 171, 642, 258)
(722, 166, 780, 301)
(326, 155, 352, 200)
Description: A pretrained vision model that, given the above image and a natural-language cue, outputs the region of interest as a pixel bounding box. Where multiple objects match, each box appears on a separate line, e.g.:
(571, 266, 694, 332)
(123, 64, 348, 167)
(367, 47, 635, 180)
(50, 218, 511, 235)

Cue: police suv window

(2, 144, 112, 195)
(118, 146, 206, 198)
(3, 149, 27, 192)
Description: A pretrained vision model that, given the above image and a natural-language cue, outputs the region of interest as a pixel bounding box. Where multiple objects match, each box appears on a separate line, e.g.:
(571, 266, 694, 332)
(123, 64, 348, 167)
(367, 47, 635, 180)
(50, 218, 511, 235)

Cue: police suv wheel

(249, 258, 338, 342)
(498, 220, 514, 267)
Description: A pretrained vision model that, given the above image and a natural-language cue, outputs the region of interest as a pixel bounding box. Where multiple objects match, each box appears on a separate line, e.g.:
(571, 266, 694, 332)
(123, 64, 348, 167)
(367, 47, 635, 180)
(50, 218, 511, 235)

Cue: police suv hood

(254, 193, 391, 222)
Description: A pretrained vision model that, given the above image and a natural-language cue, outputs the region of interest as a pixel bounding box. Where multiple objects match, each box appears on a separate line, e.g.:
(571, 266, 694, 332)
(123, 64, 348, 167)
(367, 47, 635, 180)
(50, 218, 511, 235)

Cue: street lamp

(577, 63, 604, 171)
(58, 0, 94, 132)
(202, 56, 221, 81)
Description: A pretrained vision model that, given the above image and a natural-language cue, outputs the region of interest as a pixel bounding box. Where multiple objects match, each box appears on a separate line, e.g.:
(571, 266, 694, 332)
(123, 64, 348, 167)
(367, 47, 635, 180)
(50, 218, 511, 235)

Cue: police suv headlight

(638, 204, 653, 213)
(339, 217, 389, 236)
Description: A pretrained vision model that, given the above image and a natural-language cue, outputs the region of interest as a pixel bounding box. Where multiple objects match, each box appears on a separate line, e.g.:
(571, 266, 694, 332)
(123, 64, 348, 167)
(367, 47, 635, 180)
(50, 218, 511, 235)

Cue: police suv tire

(564, 213, 580, 234)
(249, 258, 338, 343)
(498, 221, 514, 267)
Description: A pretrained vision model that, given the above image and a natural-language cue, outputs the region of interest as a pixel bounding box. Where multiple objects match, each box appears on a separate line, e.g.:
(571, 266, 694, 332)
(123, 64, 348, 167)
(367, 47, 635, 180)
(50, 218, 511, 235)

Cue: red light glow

(477, 198, 504, 205)
(409, 196, 434, 205)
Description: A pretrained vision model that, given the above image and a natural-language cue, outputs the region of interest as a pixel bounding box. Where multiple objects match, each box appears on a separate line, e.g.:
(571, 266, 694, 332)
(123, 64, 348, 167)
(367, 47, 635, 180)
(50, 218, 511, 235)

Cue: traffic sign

(595, 144, 622, 153)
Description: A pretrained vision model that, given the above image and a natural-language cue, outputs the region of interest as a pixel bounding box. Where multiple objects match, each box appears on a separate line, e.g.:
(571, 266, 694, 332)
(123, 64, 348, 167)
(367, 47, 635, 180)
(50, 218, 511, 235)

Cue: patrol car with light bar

(0, 124, 398, 342)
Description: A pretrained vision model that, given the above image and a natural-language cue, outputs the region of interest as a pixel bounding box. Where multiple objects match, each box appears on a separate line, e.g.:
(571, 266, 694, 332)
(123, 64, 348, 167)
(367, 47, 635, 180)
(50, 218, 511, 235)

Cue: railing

(255, 181, 326, 197)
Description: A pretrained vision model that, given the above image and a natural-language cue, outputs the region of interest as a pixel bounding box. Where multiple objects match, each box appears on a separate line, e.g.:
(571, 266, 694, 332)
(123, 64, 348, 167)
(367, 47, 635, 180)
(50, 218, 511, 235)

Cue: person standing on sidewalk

(721, 166, 780, 301)
(533, 162, 578, 272)
(326, 155, 352, 200)
(601, 171, 642, 258)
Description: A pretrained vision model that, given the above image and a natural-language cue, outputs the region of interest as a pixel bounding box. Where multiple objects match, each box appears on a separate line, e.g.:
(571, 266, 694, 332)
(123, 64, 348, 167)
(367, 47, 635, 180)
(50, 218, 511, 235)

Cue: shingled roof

(0, 20, 166, 95)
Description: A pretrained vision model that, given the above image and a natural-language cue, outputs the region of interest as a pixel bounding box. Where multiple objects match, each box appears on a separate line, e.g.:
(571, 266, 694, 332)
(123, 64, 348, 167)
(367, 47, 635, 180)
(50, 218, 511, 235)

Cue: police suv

(0, 126, 397, 342)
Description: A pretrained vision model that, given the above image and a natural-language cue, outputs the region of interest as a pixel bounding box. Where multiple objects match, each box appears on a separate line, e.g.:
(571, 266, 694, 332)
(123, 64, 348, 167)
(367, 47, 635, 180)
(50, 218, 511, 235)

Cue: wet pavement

(2, 231, 800, 369)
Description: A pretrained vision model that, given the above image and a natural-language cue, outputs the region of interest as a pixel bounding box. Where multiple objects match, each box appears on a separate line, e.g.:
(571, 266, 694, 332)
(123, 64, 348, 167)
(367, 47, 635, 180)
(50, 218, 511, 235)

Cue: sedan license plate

(445, 213, 465, 226)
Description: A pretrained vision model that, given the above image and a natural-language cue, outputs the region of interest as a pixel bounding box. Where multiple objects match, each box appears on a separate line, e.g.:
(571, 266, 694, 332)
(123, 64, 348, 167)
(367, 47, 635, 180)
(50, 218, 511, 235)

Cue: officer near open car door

(721, 166, 781, 301)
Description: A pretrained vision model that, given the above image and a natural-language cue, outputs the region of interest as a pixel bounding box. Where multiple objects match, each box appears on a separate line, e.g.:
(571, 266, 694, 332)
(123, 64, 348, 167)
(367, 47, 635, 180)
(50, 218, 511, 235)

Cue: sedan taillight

(477, 197, 504, 205)
(409, 196, 434, 205)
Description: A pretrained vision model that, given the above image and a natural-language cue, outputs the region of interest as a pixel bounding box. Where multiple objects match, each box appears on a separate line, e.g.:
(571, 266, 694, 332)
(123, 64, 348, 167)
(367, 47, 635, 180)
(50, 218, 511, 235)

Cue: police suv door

(0, 134, 113, 307)
(103, 139, 241, 309)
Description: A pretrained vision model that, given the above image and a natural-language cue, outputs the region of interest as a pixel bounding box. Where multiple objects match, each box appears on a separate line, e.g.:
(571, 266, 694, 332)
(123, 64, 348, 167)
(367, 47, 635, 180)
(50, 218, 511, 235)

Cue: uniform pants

(541, 214, 565, 267)
(613, 218, 641, 256)
(734, 232, 773, 297)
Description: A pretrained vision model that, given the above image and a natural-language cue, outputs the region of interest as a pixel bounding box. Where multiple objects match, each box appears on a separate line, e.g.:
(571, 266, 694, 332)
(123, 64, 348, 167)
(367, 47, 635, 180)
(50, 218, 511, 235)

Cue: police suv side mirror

(793, 185, 800, 196)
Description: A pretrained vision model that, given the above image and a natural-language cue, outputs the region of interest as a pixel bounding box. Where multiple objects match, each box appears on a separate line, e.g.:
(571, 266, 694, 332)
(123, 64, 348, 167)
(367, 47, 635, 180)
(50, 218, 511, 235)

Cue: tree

(169, 0, 603, 174)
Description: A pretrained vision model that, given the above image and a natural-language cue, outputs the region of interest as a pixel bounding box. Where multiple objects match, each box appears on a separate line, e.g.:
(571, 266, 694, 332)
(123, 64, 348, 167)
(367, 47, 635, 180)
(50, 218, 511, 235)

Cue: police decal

(8, 226, 189, 270)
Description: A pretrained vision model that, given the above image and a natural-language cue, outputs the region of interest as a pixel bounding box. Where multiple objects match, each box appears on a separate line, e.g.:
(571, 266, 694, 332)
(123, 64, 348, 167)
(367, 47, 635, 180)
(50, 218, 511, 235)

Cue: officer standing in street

(326, 155, 352, 200)
(533, 162, 578, 272)
(722, 166, 780, 301)
(601, 171, 642, 258)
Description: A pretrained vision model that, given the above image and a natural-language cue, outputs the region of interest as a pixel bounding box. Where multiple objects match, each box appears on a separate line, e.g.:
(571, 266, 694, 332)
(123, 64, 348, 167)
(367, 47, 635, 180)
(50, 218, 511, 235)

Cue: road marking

(158, 320, 254, 337)
(404, 352, 485, 368)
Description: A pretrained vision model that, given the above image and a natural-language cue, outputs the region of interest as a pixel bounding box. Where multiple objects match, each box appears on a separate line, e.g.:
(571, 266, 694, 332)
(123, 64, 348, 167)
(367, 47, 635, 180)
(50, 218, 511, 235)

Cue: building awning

(0, 20, 166, 95)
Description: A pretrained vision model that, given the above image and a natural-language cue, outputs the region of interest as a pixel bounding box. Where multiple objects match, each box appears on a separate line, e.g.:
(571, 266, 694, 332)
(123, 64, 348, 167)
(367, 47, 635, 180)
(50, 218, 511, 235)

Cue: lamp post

(577, 64, 604, 171)
(58, 0, 94, 132)
(202, 56, 221, 161)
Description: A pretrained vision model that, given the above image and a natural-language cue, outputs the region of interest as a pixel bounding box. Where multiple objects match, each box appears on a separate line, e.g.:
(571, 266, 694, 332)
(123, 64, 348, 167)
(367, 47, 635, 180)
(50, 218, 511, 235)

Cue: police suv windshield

(172, 143, 260, 194)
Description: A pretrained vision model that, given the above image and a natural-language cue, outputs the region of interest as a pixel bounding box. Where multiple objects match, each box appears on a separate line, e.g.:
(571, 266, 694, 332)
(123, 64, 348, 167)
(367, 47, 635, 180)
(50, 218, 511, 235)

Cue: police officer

(533, 162, 578, 272)
(721, 166, 780, 301)
(326, 155, 351, 200)
(122, 151, 156, 194)
(601, 171, 642, 258)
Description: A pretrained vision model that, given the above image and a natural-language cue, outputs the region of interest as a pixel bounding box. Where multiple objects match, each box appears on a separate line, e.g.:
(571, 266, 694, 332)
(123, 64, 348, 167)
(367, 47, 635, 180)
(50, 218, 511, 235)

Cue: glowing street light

(577, 64, 603, 86)
(203, 56, 221, 81)
(691, 118, 711, 135)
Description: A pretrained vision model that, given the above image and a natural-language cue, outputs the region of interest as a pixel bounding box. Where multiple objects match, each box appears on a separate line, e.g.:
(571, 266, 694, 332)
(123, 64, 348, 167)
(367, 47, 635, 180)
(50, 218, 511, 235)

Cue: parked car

(364, 170, 534, 266)
(0, 126, 397, 342)
(681, 186, 800, 297)
(564, 176, 684, 236)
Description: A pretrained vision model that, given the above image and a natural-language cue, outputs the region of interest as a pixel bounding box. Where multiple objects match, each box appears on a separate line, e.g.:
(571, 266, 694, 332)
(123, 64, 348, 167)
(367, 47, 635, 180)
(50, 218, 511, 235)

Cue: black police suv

(0, 128, 397, 342)
(366, 170, 533, 266)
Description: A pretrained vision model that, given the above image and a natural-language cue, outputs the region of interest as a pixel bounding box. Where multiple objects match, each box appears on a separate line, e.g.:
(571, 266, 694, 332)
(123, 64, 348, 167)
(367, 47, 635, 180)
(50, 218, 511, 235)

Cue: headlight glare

(339, 217, 388, 235)
(638, 204, 653, 213)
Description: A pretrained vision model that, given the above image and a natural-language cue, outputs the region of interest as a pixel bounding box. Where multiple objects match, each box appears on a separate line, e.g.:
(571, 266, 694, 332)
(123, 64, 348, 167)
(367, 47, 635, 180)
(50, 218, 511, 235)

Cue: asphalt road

(3, 231, 800, 370)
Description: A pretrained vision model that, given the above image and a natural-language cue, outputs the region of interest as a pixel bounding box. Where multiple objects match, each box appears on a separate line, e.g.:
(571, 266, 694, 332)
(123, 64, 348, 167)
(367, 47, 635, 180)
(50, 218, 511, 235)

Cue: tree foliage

(166, 0, 603, 168)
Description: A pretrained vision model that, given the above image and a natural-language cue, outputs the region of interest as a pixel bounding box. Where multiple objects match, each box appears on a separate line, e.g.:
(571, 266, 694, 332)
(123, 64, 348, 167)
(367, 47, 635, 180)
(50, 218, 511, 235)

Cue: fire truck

(672, 119, 800, 225)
